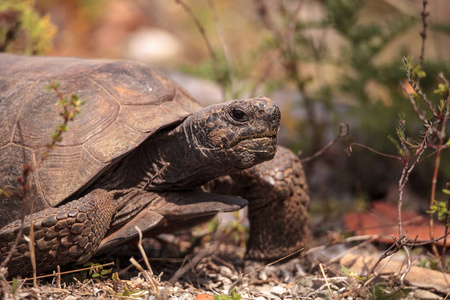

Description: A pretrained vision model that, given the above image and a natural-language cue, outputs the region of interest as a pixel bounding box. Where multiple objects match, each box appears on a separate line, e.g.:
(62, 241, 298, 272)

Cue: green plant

(341, 265, 367, 282)
(42, 81, 86, 158)
(0, 0, 56, 54)
(117, 287, 146, 298)
(0, 81, 86, 293)
(215, 289, 242, 300)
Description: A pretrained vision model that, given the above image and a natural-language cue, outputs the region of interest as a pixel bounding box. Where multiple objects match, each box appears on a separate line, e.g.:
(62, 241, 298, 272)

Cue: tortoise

(0, 54, 310, 277)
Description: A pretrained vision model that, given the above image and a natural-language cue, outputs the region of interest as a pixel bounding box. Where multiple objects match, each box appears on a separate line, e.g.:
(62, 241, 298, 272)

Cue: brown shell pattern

(0, 54, 202, 211)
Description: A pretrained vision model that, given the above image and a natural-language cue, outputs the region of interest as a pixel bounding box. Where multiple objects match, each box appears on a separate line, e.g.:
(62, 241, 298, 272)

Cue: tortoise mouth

(232, 134, 278, 150)
(233, 135, 277, 151)
(229, 135, 277, 169)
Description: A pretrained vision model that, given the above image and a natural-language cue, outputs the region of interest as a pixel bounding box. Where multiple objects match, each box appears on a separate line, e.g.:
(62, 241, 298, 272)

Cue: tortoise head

(183, 96, 281, 169)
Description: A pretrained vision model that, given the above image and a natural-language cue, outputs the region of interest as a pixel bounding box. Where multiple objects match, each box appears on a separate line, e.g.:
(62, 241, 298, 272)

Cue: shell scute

(0, 54, 202, 226)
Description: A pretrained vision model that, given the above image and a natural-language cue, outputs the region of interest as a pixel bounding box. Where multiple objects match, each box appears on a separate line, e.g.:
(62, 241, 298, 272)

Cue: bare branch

(399, 81, 426, 122)
(175, 0, 226, 100)
(250, 0, 304, 95)
(360, 234, 408, 287)
(301, 123, 349, 163)
(207, 0, 235, 98)
(418, 0, 429, 66)
(346, 143, 403, 161)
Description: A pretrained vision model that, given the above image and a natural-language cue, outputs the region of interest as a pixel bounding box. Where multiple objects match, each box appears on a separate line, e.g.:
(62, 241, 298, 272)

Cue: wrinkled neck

(115, 120, 236, 191)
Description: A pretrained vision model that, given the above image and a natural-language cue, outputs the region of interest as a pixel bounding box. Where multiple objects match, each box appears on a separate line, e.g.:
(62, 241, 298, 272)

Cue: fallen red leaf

(344, 201, 450, 246)
(195, 294, 215, 300)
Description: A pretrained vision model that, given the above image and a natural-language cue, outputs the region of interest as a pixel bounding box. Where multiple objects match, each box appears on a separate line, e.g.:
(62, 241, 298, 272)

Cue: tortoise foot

(0, 189, 115, 277)
(207, 146, 310, 260)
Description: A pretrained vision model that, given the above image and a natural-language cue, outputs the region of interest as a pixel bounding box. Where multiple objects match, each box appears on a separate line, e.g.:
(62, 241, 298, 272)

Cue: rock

(126, 28, 182, 64)
(413, 289, 443, 300)
(270, 285, 286, 296)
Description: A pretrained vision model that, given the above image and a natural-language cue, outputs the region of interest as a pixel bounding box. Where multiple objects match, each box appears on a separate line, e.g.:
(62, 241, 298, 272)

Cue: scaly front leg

(0, 189, 116, 277)
(206, 146, 310, 261)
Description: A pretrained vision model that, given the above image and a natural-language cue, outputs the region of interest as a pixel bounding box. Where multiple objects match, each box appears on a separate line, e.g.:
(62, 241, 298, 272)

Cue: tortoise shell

(0, 54, 203, 225)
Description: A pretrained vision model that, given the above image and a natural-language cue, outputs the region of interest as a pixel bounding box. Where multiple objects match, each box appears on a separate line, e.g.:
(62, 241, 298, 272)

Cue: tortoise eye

(230, 108, 248, 122)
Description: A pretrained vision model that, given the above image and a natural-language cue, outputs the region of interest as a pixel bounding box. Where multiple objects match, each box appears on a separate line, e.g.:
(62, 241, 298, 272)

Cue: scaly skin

(0, 190, 116, 276)
(0, 55, 308, 277)
(0, 146, 309, 276)
(206, 146, 310, 260)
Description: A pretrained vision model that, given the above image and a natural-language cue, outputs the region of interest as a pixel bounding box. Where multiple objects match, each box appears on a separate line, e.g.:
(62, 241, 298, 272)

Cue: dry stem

(207, 0, 235, 99)
(301, 123, 349, 163)
(175, 0, 226, 100)
(0, 82, 84, 282)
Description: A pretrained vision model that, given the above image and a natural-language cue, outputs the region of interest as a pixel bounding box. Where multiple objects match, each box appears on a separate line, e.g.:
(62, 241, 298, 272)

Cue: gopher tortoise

(0, 54, 309, 277)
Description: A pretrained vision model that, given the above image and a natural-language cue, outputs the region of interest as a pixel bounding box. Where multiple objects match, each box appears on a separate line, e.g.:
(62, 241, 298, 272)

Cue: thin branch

(250, 0, 304, 95)
(346, 143, 403, 161)
(360, 234, 408, 287)
(175, 0, 226, 100)
(397, 127, 430, 236)
(404, 59, 438, 117)
(168, 222, 238, 285)
(403, 230, 450, 247)
(0, 165, 31, 270)
(418, 0, 429, 66)
(400, 81, 426, 122)
(142, 162, 170, 190)
(319, 263, 333, 299)
(1, 82, 85, 277)
(227, 247, 304, 295)
(207, 0, 235, 98)
(443, 182, 450, 264)
(134, 226, 159, 297)
(430, 79, 449, 262)
(7, 262, 115, 283)
(399, 246, 411, 285)
(301, 123, 349, 163)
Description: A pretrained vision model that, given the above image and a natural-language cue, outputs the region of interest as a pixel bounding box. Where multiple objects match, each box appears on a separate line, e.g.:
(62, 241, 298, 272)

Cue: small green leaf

(101, 269, 112, 275)
(416, 70, 426, 78)
(51, 80, 60, 89)
(443, 189, 450, 195)
(56, 124, 68, 133)
(341, 265, 350, 276)
(11, 277, 19, 295)
(121, 287, 131, 296)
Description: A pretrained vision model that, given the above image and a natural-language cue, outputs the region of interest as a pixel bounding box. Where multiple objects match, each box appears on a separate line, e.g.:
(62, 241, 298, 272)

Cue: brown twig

(227, 247, 304, 295)
(1, 82, 85, 279)
(301, 123, 349, 163)
(134, 226, 159, 298)
(0, 164, 31, 270)
(207, 0, 235, 99)
(319, 263, 333, 298)
(443, 182, 450, 262)
(399, 81, 426, 122)
(345, 143, 403, 161)
(142, 162, 170, 190)
(250, 0, 304, 96)
(402, 231, 450, 247)
(175, 0, 226, 100)
(418, 0, 428, 67)
(427, 74, 449, 264)
(360, 234, 408, 287)
(7, 262, 115, 283)
(168, 222, 238, 285)
(400, 246, 411, 284)
(397, 127, 430, 237)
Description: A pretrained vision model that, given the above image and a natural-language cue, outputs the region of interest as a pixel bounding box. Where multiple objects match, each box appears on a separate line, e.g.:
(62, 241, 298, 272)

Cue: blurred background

(1, 0, 449, 235)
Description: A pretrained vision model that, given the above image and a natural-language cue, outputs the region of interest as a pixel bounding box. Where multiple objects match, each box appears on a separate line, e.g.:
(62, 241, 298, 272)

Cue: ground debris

(2, 235, 450, 299)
